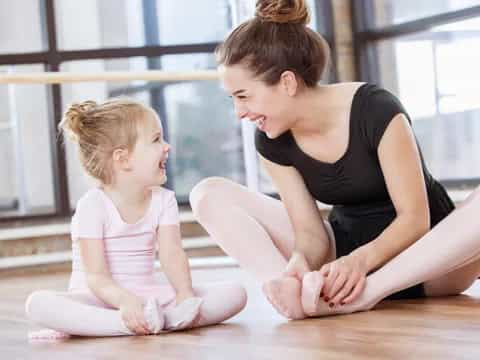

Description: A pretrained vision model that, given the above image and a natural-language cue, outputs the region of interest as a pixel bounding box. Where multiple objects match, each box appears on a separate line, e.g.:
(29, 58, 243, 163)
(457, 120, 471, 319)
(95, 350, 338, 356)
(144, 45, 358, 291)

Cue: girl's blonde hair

(59, 98, 153, 185)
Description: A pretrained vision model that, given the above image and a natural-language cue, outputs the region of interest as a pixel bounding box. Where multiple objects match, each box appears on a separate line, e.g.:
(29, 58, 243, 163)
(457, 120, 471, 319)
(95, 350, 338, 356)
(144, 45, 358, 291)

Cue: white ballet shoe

(164, 297, 203, 331)
(28, 328, 70, 342)
(143, 298, 165, 334)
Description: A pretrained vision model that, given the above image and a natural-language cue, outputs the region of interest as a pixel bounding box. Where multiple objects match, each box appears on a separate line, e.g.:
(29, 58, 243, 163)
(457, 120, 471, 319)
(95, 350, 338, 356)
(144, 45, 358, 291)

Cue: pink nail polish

(329, 303, 334, 308)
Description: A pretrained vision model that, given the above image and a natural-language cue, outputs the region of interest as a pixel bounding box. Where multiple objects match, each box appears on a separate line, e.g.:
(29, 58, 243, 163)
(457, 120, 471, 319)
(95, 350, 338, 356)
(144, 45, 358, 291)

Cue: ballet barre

(0, 70, 219, 84)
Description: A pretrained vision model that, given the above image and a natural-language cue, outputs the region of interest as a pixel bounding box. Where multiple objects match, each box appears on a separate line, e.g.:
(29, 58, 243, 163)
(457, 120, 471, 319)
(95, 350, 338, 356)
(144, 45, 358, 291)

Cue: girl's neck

(101, 180, 151, 207)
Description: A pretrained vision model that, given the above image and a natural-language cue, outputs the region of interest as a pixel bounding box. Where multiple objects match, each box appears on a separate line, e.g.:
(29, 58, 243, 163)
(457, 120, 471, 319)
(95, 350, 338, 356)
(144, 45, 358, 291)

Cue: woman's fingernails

(319, 292, 323, 298)
(324, 297, 329, 302)
(340, 302, 345, 306)
(329, 303, 334, 308)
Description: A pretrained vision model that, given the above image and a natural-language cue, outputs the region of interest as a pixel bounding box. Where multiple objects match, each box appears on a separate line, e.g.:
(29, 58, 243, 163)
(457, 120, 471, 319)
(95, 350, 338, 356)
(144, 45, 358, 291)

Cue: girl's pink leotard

(68, 187, 178, 303)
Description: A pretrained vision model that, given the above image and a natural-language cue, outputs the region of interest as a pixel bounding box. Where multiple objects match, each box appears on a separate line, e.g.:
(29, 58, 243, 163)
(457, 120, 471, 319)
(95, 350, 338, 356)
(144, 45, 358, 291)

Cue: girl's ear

(112, 148, 132, 171)
(279, 70, 299, 97)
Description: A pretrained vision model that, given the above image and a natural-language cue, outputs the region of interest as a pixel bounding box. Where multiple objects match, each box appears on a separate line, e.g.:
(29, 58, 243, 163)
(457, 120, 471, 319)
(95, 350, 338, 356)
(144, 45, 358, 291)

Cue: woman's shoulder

(353, 83, 410, 149)
(255, 129, 294, 166)
(255, 128, 292, 147)
(255, 129, 292, 158)
(357, 83, 405, 110)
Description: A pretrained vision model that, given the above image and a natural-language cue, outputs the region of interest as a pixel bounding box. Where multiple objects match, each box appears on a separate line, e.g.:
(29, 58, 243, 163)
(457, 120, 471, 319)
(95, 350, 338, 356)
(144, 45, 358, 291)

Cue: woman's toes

(262, 278, 305, 320)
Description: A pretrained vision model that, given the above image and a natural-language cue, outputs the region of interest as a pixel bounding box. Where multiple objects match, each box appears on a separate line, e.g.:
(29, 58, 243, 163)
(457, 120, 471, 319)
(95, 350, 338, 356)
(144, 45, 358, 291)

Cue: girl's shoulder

(74, 188, 107, 218)
(71, 188, 108, 238)
(150, 186, 179, 225)
(150, 186, 178, 209)
(76, 187, 105, 207)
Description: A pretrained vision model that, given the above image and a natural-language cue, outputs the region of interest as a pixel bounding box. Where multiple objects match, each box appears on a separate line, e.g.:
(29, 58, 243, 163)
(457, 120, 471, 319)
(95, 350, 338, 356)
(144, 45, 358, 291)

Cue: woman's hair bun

(255, 0, 310, 25)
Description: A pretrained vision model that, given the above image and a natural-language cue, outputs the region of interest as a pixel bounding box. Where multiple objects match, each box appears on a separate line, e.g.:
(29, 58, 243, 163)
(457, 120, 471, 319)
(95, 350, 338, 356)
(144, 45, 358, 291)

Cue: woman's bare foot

(263, 272, 377, 320)
(262, 277, 306, 320)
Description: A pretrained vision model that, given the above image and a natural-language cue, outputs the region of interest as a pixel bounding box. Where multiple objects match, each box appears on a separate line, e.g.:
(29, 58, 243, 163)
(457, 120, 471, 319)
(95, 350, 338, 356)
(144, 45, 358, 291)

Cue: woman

(190, 0, 480, 320)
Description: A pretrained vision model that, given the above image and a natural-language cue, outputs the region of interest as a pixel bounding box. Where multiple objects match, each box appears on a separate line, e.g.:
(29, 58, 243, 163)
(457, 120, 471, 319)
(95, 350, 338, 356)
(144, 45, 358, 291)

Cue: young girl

(25, 98, 247, 339)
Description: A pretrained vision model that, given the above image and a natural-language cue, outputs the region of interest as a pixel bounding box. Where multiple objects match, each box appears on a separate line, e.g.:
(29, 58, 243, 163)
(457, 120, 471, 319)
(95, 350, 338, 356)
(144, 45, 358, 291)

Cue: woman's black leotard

(255, 83, 455, 299)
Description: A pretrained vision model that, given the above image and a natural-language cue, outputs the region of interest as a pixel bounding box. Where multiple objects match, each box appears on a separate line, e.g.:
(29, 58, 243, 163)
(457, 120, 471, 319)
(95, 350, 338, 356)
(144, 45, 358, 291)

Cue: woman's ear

(112, 148, 131, 171)
(280, 70, 299, 97)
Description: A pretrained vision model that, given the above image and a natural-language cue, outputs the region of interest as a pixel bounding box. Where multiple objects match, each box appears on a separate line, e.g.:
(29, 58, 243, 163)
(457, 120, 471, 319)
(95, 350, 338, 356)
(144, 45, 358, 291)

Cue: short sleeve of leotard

(254, 129, 293, 166)
(71, 189, 105, 239)
(156, 188, 180, 226)
(362, 85, 412, 151)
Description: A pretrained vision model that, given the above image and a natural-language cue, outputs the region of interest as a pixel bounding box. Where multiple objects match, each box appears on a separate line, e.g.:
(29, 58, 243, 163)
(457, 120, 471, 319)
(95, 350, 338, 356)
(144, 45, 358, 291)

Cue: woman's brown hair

(216, 0, 330, 87)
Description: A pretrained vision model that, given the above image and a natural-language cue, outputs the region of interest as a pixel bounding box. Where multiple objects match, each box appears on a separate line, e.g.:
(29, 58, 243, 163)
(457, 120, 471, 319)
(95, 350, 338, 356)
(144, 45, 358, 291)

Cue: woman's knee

(426, 281, 474, 297)
(189, 177, 239, 215)
(425, 274, 477, 297)
(450, 280, 476, 296)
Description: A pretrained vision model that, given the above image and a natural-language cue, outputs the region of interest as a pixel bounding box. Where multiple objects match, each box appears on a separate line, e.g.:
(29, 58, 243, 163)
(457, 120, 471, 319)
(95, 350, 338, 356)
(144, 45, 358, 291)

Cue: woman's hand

(283, 251, 312, 280)
(119, 294, 151, 335)
(319, 252, 367, 307)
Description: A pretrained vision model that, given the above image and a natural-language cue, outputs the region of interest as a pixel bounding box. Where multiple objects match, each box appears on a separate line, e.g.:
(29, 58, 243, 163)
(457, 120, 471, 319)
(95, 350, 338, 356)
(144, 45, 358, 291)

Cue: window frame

(351, 1, 480, 187)
(0, 0, 336, 222)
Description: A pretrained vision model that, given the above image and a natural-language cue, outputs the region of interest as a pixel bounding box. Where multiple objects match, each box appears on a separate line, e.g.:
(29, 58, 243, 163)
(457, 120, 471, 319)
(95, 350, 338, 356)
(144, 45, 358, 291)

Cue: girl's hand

(319, 253, 367, 307)
(283, 251, 312, 280)
(119, 294, 151, 335)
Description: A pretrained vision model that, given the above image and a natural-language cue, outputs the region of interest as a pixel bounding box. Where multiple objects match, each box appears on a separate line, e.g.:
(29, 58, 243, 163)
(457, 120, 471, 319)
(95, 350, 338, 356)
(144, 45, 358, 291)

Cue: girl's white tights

(25, 282, 247, 338)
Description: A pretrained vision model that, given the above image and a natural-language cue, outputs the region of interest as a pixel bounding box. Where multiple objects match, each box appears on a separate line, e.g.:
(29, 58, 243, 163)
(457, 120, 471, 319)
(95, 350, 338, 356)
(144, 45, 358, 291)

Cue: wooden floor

(2, 267, 480, 360)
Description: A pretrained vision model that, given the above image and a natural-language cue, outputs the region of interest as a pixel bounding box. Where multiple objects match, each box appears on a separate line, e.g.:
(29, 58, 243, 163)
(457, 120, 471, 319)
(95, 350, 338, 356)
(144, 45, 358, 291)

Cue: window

(54, 0, 232, 50)
(0, 0, 336, 221)
(0, 0, 46, 54)
(373, 0, 480, 27)
(0, 64, 55, 216)
(353, 2, 480, 185)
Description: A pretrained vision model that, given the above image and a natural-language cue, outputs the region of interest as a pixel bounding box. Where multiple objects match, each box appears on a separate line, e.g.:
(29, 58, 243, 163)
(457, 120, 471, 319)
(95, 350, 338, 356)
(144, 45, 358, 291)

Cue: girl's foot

(28, 329, 70, 342)
(144, 298, 165, 334)
(164, 297, 203, 331)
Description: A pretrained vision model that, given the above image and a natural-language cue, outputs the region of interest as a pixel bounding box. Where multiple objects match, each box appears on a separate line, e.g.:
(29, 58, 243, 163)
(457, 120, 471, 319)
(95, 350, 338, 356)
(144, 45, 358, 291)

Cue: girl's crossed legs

(25, 281, 246, 338)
